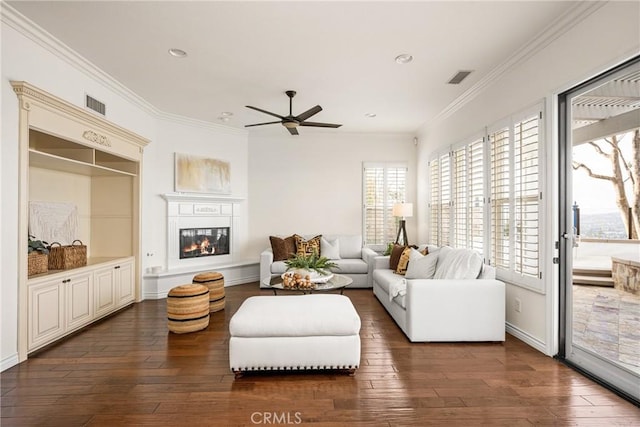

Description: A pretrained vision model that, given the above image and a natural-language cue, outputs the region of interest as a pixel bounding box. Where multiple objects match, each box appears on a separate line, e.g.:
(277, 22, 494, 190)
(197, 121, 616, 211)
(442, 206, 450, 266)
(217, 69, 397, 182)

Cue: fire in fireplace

(179, 227, 230, 259)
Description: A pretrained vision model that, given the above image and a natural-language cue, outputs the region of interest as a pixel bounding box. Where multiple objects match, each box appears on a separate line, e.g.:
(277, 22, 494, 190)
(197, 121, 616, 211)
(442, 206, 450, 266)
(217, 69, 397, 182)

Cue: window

(428, 154, 451, 246)
(490, 125, 511, 270)
(452, 137, 485, 252)
(363, 163, 407, 245)
(428, 104, 543, 290)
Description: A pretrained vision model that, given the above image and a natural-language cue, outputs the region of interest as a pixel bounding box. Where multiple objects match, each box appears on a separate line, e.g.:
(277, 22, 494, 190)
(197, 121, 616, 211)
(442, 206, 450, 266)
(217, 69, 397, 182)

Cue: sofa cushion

(373, 269, 400, 294)
(337, 235, 362, 259)
(373, 269, 407, 308)
(332, 258, 368, 274)
(321, 237, 341, 260)
(433, 248, 483, 280)
(405, 250, 439, 279)
(269, 235, 296, 261)
(272, 259, 368, 275)
(294, 234, 321, 257)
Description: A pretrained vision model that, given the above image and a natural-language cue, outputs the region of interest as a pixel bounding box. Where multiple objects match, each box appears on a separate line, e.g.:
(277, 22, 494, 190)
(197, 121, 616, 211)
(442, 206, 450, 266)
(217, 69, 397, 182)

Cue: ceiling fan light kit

(245, 90, 342, 135)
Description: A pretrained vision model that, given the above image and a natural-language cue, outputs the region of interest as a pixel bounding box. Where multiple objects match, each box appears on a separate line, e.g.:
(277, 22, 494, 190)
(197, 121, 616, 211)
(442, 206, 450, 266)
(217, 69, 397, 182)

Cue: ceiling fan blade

(287, 127, 299, 136)
(299, 121, 342, 128)
(245, 120, 282, 128)
(296, 105, 322, 122)
(245, 105, 284, 119)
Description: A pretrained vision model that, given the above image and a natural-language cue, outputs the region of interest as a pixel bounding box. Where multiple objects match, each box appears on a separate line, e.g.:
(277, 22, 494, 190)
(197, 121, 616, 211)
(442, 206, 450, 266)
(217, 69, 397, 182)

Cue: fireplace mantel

(162, 192, 245, 203)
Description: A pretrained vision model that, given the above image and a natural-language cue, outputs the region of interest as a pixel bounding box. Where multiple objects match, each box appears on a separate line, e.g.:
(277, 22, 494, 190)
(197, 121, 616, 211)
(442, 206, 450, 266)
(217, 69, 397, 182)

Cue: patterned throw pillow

(269, 235, 296, 261)
(294, 234, 322, 257)
(395, 247, 413, 275)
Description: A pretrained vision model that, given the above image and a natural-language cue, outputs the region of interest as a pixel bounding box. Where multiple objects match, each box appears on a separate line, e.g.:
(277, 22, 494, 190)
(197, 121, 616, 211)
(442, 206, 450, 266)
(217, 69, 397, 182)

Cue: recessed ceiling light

(168, 48, 187, 58)
(395, 54, 413, 64)
(220, 112, 233, 117)
(218, 116, 230, 122)
(365, 113, 377, 118)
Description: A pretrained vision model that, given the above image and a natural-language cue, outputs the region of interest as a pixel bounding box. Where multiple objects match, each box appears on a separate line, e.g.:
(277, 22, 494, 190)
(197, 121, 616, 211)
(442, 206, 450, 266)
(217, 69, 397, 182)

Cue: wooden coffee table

(263, 273, 353, 295)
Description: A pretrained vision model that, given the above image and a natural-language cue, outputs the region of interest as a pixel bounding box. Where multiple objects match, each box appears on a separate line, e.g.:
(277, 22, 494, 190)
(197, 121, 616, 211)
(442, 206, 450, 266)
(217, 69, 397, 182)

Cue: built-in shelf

(29, 129, 138, 176)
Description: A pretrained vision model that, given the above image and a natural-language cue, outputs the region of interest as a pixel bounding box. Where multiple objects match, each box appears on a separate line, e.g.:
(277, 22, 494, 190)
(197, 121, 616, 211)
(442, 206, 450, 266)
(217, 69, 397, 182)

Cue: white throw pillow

(433, 248, 483, 280)
(405, 251, 439, 279)
(321, 237, 341, 260)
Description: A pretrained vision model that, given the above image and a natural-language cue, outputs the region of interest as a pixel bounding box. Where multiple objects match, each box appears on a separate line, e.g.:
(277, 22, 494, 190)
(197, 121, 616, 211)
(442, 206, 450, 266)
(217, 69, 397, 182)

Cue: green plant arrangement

(284, 250, 338, 276)
(383, 242, 394, 256)
(28, 234, 49, 254)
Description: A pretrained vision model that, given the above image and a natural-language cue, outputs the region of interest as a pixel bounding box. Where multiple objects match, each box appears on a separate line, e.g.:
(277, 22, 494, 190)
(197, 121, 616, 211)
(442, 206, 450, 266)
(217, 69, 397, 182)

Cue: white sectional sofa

(260, 234, 378, 288)
(372, 246, 505, 342)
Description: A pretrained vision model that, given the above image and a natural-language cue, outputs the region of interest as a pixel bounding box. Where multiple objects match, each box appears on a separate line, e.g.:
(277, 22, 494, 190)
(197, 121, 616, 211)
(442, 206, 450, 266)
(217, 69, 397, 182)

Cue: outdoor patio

(573, 283, 640, 374)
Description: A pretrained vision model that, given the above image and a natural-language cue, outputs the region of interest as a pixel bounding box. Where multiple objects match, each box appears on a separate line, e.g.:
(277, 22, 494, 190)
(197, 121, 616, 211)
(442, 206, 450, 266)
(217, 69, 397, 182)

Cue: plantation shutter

(469, 138, 485, 254)
(514, 114, 540, 278)
(429, 158, 440, 245)
(490, 126, 510, 270)
(439, 152, 451, 247)
(363, 163, 407, 245)
(453, 146, 468, 248)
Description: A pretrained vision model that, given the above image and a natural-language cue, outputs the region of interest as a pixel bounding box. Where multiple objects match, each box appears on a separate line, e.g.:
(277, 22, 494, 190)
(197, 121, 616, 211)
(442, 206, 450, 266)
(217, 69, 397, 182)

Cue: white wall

(140, 118, 250, 277)
(247, 132, 417, 255)
(416, 1, 640, 354)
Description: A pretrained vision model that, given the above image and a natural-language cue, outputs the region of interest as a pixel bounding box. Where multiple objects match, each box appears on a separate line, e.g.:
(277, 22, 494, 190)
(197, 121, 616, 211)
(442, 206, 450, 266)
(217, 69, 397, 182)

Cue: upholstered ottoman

(229, 295, 361, 377)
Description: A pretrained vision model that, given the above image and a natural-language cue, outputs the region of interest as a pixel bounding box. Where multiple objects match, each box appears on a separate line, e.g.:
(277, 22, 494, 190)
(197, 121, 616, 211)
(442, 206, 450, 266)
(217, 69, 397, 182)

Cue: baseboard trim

(1, 353, 20, 372)
(143, 274, 259, 300)
(506, 322, 549, 355)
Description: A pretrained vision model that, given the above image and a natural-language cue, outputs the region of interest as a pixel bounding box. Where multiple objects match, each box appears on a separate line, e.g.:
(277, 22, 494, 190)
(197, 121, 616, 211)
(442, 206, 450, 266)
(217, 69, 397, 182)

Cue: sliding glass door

(559, 57, 640, 403)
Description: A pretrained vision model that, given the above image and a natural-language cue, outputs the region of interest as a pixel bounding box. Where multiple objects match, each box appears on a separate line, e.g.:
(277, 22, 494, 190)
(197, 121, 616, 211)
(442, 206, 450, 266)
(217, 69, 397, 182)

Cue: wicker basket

(28, 252, 48, 276)
(48, 240, 87, 270)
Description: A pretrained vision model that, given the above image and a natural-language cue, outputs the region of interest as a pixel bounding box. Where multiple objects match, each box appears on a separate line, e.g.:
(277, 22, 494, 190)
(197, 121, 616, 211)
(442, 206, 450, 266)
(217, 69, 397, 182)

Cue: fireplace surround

(163, 193, 243, 271)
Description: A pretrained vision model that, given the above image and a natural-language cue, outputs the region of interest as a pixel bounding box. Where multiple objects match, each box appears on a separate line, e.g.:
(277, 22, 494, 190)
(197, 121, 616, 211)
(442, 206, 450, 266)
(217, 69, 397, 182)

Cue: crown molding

(431, 1, 607, 126)
(1, 3, 246, 137)
(156, 110, 249, 136)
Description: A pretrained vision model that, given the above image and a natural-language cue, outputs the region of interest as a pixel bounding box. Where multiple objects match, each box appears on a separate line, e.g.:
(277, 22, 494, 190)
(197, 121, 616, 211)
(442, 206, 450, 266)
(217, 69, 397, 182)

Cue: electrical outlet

(514, 298, 522, 313)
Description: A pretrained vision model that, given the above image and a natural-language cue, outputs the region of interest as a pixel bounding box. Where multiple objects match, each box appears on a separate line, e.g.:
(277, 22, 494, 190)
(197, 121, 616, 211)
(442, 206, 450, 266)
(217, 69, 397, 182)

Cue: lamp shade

(392, 202, 413, 218)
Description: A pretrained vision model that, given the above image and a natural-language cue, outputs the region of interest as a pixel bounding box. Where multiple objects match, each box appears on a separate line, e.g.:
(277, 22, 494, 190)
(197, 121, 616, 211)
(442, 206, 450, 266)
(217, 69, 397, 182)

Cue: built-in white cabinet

(27, 257, 135, 352)
(115, 261, 135, 306)
(13, 82, 149, 360)
(28, 279, 65, 351)
(66, 272, 93, 331)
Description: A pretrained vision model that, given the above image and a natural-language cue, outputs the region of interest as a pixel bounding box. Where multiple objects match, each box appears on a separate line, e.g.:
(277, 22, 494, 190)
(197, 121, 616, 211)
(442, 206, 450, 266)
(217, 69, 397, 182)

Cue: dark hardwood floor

(2, 283, 639, 426)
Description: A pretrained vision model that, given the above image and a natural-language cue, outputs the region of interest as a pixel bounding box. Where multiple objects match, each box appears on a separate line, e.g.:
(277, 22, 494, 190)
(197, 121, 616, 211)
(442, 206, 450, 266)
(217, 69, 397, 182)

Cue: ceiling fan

(245, 90, 342, 135)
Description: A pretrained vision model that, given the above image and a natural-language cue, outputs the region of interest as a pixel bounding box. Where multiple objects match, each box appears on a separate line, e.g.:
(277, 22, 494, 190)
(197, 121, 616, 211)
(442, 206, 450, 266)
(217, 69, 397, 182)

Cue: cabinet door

(28, 280, 65, 351)
(115, 260, 135, 307)
(94, 267, 116, 318)
(66, 273, 93, 331)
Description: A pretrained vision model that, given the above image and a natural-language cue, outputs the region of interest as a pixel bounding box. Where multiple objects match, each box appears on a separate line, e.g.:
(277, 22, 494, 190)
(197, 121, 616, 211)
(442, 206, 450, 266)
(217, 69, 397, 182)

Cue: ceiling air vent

(447, 70, 473, 85)
(85, 94, 106, 116)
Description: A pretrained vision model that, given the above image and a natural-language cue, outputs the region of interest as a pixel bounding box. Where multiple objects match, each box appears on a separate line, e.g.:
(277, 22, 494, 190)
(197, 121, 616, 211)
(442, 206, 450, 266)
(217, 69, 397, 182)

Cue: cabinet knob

(114, 265, 120, 269)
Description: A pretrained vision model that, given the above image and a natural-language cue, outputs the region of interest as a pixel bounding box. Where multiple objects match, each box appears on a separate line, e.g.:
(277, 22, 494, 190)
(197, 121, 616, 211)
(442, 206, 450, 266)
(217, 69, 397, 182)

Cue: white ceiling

(8, 1, 580, 136)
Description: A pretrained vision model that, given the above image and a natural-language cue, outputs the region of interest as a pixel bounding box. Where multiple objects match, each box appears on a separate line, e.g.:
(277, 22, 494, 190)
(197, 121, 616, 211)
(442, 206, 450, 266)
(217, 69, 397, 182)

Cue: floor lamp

(393, 202, 413, 246)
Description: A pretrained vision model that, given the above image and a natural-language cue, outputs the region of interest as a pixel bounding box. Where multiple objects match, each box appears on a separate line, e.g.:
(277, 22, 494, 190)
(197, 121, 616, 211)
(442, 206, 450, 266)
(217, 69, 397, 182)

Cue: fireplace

(179, 227, 230, 259)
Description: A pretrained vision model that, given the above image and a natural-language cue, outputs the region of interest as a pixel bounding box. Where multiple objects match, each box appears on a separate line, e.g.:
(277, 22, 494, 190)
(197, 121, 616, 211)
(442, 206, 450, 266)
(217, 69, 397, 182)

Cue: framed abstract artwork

(174, 153, 231, 194)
